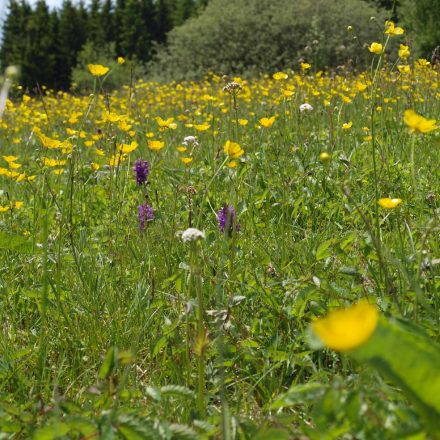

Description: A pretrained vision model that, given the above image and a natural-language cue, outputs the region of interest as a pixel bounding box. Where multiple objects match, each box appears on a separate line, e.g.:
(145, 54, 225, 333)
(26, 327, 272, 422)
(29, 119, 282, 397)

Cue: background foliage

(1, 0, 440, 89)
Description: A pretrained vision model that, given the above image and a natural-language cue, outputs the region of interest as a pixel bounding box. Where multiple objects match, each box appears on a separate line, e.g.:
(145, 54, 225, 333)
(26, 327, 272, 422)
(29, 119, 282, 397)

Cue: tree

(57, 0, 88, 89)
(399, 0, 440, 58)
(0, 0, 32, 71)
(101, 0, 114, 43)
(119, 0, 155, 62)
(87, 0, 105, 49)
(154, 0, 172, 43)
(150, 0, 386, 81)
(21, 0, 58, 89)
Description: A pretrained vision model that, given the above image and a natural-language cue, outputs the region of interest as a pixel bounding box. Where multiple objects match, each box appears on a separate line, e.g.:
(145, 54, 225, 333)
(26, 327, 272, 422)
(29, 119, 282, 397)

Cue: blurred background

(0, 0, 439, 91)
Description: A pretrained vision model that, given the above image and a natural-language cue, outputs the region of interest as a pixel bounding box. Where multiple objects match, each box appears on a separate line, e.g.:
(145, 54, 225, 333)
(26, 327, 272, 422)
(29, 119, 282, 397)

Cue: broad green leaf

(0, 231, 33, 253)
(33, 420, 70, 439)
(315, 239, 336, 260)
(66, 416, 96, 436)
(352, 318, 440, 437)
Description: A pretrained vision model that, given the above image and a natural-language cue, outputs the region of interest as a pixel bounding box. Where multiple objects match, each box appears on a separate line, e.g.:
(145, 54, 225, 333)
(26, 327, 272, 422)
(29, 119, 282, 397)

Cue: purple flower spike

(138, 203, 154, 230)
(134, 160, 149, 186)
(217, 204, 240, 234)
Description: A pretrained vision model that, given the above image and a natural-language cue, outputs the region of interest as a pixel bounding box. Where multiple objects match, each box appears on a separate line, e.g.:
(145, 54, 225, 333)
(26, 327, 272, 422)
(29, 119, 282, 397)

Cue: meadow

(0, 30, 440, 438)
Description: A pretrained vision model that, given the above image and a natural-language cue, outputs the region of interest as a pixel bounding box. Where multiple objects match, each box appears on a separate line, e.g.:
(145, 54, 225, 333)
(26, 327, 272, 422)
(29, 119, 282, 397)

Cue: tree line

(0, 0, 208, 90)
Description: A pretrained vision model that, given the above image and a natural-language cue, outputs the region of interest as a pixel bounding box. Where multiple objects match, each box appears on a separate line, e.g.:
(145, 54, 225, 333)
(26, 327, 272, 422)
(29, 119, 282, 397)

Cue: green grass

(0, 61, 439, 439)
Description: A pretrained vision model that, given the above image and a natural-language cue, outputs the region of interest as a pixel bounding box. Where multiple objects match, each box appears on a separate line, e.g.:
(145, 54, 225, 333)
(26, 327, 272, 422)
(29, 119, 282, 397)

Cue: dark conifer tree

(57, 0, 87, 89)
(114, 0, 126, 55)
(119, 0, 154, 61)
(88, 0, 105, 49)
(173, 0, 196, 26)
(21, 0, 57, 89)
(101, 0, 114, 43)
(0, 0, 32, 70)
(154, 0, 172, 43)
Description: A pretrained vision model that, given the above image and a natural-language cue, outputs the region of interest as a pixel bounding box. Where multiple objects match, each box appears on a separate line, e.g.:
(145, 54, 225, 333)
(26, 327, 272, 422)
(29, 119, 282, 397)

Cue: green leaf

(152, 336, 167, 358)
(0, 231, 33, 253)
(270, 382, 328, 410)
(116, 414, 161, 440)
(99, 347, 116, 380)
(168, 424, 199, 439)
(315, 239, 336, 260)
(253, 428, 290, 440)
(66, 416, 96, 436)
(33, 420, 70, 439)
(353, 318, 440, 437)
(160, 385, 195, 399)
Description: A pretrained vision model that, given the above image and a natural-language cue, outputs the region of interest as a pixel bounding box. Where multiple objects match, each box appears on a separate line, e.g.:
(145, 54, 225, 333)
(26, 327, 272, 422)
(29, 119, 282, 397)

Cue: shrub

(149, 0, 386, 80)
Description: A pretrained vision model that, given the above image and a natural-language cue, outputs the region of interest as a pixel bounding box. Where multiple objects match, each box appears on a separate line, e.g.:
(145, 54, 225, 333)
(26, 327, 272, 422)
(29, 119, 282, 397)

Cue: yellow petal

(312, 301, 379, 351)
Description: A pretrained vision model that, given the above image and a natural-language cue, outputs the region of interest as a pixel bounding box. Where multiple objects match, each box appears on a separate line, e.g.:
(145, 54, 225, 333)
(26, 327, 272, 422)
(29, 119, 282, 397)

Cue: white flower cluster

(299, 103, 314, 112)
(222, 81, 243, 93)
(179, 228, 206, 243)
(183, 136, 199, 147)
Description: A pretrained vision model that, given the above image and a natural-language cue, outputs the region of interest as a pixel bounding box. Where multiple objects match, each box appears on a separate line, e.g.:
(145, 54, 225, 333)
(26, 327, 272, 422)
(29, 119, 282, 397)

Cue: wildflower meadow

(0, 16, 440, 439)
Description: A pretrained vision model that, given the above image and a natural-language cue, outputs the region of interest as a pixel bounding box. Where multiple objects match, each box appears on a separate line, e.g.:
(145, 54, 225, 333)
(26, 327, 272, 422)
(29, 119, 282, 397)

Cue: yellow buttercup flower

(259, 116, 276, 128)
(301, 62, 311, 71)
(148, 140, 165, 151)
(398, 44, 410, 59)
(181, 157, 193, 165)
(156, 117, 177, 130)
(8, 162, 22, 169)
(238, 119, 248, 126)
(194, 123, 210, 132)
(416, 58, 430, 67)
(224, 140, 244, 159)
(0, 206, 10, 213)
(87, 64, 110, 77)
(273, 72, 288, 80)
(404, 110, 437, 134)
(384, 20, 404, 36)
(398, 65, 411, 74)
(312, 301, 379, 352)
(117, 57, 125, 65)
(3, 155, 18, 162)
(118, 141, 138, 154)
(227, 160, 238, 168)
(378, 198, 402, 209)
(368, 42, 383, 54)
(342, 121, 353, 130)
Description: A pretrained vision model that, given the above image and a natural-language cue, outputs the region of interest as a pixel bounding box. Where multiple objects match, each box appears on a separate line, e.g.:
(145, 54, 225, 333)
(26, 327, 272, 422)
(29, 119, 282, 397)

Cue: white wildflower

(180, 228, 205, 243)
(299, 103, 314, 112)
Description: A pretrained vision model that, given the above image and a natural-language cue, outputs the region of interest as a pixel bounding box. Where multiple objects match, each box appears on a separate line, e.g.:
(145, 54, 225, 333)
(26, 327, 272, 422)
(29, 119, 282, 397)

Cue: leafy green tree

(150, 0, 386, 81)
(399, 0, 440, 58)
